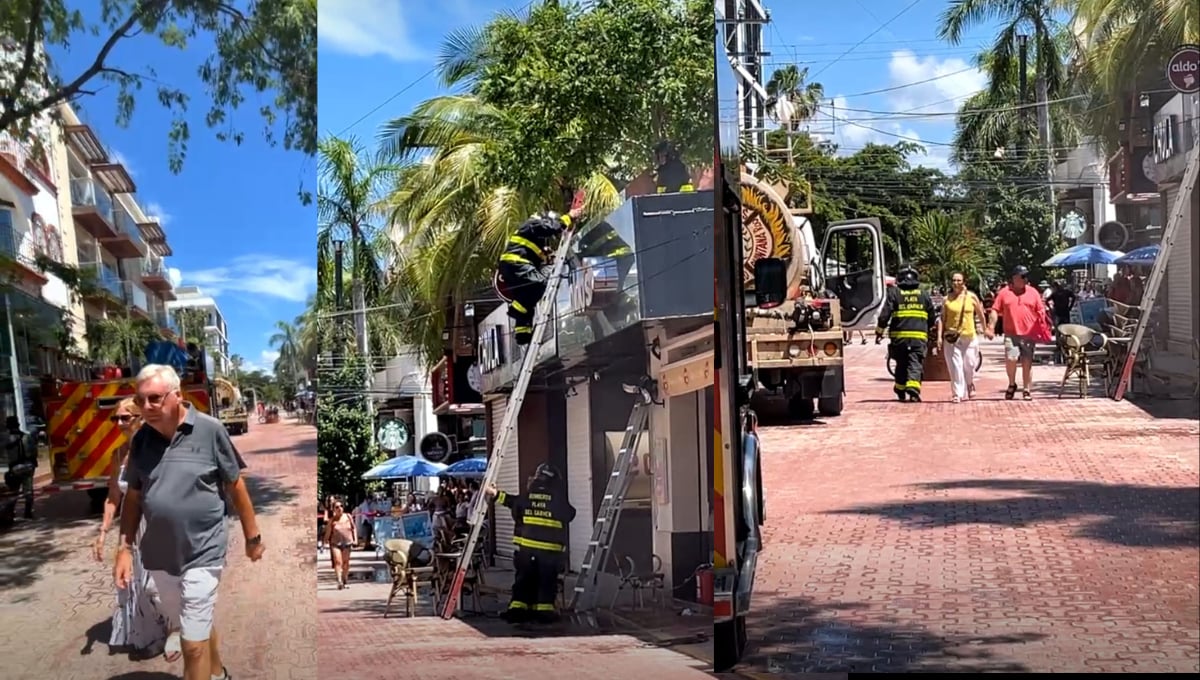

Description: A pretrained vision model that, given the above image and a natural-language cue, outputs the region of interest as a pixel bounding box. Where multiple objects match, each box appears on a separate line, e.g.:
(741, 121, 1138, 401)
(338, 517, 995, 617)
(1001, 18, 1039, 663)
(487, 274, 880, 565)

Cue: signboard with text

(1167, 45, 1199, 94)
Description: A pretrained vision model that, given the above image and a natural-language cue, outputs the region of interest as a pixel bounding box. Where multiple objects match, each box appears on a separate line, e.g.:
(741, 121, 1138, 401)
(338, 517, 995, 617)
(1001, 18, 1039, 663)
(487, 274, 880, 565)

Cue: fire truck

(41, 344, 214, 511)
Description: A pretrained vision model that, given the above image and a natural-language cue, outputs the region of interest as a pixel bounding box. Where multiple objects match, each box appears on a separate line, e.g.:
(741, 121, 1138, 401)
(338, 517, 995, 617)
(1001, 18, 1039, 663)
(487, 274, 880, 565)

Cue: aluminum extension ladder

(440, 225, 576, 619)
(1112, 142, 1200, 401)
(567, 382, 654, 614)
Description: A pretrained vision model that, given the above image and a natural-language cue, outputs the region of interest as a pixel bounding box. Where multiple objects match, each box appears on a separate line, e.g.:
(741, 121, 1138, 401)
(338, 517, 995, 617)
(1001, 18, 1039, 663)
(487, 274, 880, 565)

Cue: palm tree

(269, 320, 304, 388)
(938, 0, 1071, 156)
(766, 64, 825, 132)
(171, 308, 209, 346)
(1070, 0, 1200, 152)
(908, 211, 999, 292)
(228, 354, 244, 383)
(316, 135, 403, 360)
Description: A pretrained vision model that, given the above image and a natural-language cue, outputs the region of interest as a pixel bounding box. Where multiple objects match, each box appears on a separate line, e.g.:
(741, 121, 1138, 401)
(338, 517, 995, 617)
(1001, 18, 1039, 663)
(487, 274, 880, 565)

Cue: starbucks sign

(376, 419, 410, 452)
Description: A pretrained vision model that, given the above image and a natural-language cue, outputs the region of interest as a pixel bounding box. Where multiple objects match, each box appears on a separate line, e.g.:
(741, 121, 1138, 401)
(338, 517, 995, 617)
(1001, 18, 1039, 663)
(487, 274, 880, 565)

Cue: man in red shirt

(986, 265, 1047, 400)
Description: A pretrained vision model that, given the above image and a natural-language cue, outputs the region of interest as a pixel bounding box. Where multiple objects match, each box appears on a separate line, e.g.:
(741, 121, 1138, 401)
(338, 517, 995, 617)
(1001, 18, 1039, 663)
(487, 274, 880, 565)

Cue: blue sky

(317, 0, 1006, 173)
(49, 7, 317, 373)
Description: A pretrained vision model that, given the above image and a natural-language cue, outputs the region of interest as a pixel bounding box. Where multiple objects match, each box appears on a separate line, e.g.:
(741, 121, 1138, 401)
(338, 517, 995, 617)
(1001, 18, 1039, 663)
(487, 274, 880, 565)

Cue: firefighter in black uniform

(487, 463, 577, 624)
(875, 264, 936, 402)
(653, 140, 694, 193)
(497, 207, 583, 345)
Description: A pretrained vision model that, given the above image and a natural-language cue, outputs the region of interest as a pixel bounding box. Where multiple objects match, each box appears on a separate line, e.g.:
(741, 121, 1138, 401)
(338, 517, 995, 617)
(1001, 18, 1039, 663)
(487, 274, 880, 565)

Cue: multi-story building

(167, 286, 231, 374)
(1, 100, 177, 431)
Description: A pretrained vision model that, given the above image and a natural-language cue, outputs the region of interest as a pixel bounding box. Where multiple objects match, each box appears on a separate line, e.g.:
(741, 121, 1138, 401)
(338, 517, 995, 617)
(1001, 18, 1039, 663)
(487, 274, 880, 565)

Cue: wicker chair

(382, 539, 438, 618)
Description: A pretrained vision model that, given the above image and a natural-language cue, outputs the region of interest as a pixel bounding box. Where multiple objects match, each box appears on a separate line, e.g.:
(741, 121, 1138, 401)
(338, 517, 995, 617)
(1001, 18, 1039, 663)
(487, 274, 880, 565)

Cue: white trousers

(943, 336, 979, 400)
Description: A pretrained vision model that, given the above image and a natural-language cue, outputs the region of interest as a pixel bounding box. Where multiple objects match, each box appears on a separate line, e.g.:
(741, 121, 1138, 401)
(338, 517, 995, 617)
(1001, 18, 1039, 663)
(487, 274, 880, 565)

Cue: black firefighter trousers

(890, 340, 927, 400)
(505, 548, 562, 623)
(498, 261, 547, 346)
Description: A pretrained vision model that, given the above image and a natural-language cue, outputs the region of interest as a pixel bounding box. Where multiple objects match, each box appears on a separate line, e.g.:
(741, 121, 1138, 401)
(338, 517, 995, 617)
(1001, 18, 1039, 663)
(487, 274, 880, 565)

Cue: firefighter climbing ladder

(567, 385, 654, 614)
(440, 228, 576, 620)
(1112, 142, 1200, 402)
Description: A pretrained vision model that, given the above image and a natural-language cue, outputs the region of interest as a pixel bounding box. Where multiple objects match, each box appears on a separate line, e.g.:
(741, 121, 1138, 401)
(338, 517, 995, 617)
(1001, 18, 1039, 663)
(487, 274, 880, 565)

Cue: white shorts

(149, 566, 223, 642)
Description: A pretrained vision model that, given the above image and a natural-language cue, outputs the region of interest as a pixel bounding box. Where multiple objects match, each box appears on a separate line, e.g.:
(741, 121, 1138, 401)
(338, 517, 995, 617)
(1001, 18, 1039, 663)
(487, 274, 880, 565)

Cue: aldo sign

(1166, 45, 1199, 95)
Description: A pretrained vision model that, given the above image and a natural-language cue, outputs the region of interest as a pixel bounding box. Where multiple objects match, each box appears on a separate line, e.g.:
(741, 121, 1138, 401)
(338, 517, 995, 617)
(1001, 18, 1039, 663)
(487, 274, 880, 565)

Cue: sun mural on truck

(739, 172, 798, 288)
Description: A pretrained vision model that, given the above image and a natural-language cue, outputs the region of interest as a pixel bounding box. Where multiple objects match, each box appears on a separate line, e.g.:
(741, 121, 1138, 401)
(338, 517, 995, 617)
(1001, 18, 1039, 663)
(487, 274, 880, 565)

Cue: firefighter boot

(906, 389, 922, 403)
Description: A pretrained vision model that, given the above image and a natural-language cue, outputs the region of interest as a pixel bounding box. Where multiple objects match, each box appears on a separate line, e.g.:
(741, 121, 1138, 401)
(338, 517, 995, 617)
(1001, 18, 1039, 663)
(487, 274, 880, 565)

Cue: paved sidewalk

(741, 341, 1199, 674)
(0, 420, 317, 680)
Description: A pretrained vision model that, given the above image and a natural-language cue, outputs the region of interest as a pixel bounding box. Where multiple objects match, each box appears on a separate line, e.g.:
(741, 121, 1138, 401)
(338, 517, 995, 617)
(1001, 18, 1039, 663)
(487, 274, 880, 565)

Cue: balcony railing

(0, 218, 26, 262)
(142, 256, 169, 277)
(112, 207, 146, 246)
(70, 177, 115, 221)
(0, 133, 54, 186)
(123, 280, 150, 312)
(79, 261, 123, 299)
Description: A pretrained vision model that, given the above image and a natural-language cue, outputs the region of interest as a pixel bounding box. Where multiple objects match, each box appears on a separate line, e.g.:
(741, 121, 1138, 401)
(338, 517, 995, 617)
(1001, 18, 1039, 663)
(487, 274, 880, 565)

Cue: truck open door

(820, 217, 886, 331)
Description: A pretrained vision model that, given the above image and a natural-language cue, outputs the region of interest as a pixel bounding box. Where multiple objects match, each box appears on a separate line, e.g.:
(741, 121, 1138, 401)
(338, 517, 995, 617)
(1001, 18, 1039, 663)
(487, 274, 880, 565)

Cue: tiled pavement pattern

(317, 561, 717, 679)
(741, 339, 1199, 675)
(0, 420, 318, 680)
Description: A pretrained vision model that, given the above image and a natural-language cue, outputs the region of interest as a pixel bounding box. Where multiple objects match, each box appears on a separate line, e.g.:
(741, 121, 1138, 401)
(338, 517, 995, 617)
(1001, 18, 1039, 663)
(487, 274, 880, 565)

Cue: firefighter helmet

(533, 463, 560, 483)
(897, 263, 920, 287)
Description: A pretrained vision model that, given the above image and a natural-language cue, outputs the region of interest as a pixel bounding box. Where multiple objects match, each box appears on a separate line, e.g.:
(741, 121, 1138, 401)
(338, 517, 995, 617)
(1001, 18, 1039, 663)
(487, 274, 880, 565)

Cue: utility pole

(724, 0, 771, 153)
(1018, 33, 1029, 152)
(1030, 35, 1058, 230)
(332, 239, 345, 389)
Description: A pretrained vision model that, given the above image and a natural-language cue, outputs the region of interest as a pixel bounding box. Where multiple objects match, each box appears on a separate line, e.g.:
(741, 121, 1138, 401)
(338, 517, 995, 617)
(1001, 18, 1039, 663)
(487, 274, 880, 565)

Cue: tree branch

(7, 0, 45, 109)
(0, 0, 170, 133)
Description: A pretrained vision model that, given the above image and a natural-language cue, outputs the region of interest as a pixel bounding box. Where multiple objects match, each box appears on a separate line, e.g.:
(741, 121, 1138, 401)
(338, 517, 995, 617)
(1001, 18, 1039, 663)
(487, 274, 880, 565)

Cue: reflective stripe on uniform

(894, 383, 907, 392)
(892, 330, 928, 340)
(510, 300, 527, 314)
(533, 603, 555, 611)
(508, 600, 529, 610)
(680, 183, 694, 192)
(508, 235, 545, 260)
(608, 246, 632, 256)
(514, 536, 564, 552)
(656, 186, 667, 193)
(500, 253, 531, 265)
(524, 516, 563, 529)
(906, 380, 921, 390)
(496, 491, 508, 505)
(895, 310, 928, 319)
(514, 326, 532, 334)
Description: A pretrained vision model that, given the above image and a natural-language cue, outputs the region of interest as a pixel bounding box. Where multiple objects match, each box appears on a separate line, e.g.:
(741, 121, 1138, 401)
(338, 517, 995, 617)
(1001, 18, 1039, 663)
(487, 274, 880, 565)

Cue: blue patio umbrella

(1115, 244, 1158, 266)
(1042, 244, 1124, 268)
(441, 457, 488, 478)
(361, 456, 447, 480)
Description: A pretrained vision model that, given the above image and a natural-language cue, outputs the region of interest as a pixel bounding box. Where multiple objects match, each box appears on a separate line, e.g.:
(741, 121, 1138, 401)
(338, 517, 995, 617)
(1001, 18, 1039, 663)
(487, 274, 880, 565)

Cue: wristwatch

(246, 534, 262, 546)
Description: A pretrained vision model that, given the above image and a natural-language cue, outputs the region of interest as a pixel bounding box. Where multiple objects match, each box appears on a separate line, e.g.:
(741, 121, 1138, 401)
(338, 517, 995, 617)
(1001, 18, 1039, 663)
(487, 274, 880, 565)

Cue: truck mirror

(754, 258, 787, 309)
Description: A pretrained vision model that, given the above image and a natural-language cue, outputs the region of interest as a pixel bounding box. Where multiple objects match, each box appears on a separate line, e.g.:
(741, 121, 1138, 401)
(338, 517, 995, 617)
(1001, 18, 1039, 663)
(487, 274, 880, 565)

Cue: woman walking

(323, 498, 357, 589)
(940, 273, 987, 403)
(91, 397, 175, 661)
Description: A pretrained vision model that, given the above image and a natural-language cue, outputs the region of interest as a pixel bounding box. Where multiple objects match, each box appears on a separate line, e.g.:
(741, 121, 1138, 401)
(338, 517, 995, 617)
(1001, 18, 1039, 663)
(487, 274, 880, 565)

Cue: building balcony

(107, 208, 147, 259)
(123, 281, 152, 318)
(141, 257, 173, 292)
(0, 134, 48, 196)
(78, 261, 124, 303)
(70, 177, 119, 240)
(0, 218, 49, 288)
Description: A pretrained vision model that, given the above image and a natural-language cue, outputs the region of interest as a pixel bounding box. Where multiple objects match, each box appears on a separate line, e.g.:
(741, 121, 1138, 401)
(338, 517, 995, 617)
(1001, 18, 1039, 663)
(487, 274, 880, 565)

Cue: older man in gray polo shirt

(115, 364, 265, 680)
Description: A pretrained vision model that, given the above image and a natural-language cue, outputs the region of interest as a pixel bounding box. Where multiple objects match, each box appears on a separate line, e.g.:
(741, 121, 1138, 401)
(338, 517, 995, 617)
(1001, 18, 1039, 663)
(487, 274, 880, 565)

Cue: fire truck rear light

(823, 342, 838, 356)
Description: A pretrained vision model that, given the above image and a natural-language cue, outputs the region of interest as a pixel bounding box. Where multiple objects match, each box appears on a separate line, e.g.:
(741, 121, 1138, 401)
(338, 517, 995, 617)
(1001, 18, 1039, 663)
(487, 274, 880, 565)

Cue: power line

(809, 0, 926, 80)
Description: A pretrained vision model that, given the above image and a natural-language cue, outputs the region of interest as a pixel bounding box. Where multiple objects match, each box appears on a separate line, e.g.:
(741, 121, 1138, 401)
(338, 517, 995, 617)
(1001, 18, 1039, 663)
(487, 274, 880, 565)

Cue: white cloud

(242, 350, 281, 374)
(884, 50, 987, 115)
(167, 267, 183, 287)
(180, 255, 316, 303)
(317, 0, 426, 62)
(142, 201, 171, 226)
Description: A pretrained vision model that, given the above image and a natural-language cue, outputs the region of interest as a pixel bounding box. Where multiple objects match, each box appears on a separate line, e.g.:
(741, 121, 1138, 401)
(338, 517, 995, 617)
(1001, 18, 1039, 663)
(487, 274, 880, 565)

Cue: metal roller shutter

(1166, 189, 1194, 347)
(565, 383, 592, 571)
(490, 396, 520, 560)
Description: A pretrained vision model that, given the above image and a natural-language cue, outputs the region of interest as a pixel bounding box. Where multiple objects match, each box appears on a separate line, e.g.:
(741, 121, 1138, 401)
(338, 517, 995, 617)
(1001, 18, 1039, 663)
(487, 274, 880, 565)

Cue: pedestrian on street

(487, 463, 576, 625)
(4, 415, 36, 520)
(875, 264, 937, 402)
(938, 273, 986, 403)
(113, 364, 265, 680)
(93, 397, 175, 661)
(323, 498, 356, 589)
(986, 265, 1048, 401)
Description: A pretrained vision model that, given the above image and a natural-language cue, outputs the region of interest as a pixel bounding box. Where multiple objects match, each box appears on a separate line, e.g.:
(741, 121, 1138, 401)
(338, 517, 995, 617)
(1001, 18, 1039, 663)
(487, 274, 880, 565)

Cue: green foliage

(475, 0, 714, 192)
(0, 0, 316, 172)
(908, 210, 998, 292)
(316, 355, 383, 502)
(86, 313, 161, 365)
(171, 307, 209, 344)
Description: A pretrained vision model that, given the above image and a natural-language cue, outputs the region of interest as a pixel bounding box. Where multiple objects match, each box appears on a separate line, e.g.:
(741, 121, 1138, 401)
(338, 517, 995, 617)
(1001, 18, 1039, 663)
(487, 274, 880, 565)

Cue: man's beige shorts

(1004, 335, 1036, 361)
(149, 566, 223, 642)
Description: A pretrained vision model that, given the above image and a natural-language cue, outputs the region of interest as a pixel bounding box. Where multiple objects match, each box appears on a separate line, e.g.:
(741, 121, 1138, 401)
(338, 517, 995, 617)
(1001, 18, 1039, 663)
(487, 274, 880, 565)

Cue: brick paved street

(0, 420, 317, 680)
(741, 340, 1200, 674)
(317, 566, 715, 679)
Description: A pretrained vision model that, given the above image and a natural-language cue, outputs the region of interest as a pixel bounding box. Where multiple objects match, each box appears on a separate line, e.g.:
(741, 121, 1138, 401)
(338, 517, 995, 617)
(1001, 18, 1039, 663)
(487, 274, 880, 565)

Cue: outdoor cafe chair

(382, 538, 439, 618)
(1057, 324, 1110, 399)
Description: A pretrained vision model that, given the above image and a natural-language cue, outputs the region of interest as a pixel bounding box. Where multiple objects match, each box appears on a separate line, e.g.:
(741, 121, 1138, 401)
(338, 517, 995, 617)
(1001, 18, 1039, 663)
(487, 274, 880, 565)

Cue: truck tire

(86, 488, 108, 513)
(787, 395, 815, 421)
(817, 394, 844, 417)
(714, 614, 748, 672)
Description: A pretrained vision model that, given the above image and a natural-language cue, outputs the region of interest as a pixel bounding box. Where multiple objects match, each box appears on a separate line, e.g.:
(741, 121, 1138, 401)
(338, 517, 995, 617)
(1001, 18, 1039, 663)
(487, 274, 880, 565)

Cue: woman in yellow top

(939, 272, 988, 403)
